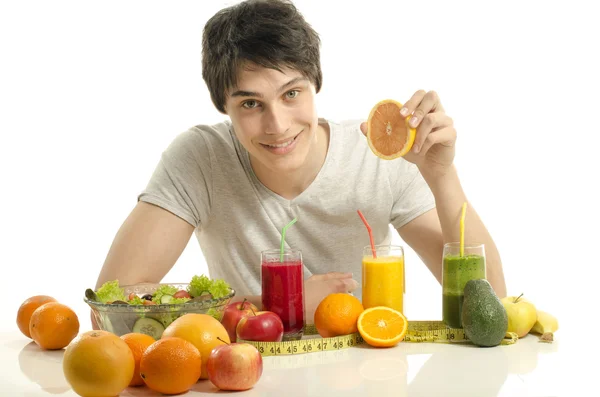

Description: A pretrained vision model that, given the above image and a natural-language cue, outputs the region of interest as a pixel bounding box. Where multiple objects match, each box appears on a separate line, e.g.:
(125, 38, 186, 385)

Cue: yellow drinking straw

(460, 202, 467, 256)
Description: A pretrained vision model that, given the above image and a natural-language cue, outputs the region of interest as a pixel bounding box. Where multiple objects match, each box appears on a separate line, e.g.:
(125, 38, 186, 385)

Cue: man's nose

(263, 105, 289, 135)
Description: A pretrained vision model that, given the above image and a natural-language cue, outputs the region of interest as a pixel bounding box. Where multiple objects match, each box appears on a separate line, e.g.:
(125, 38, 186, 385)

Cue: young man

(94, 0, 506, 325)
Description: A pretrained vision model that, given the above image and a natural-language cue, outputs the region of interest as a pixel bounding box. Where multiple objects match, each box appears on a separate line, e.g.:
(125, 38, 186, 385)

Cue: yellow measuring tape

(238, 322, 518, 357)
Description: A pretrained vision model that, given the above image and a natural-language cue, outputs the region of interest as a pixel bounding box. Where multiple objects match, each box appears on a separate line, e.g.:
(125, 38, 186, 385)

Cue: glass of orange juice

(361, 245, 404, 314)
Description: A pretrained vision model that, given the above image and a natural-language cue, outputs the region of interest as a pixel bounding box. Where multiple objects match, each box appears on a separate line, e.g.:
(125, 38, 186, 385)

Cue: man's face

(223, 65, 320, 175)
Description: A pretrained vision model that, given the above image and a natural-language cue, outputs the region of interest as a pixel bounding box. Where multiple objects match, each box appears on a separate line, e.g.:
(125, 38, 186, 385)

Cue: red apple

(173, 290, 191, 299)
(221, 299, 259, 342)
(207, 339, 263, 391)
(236, 311, 284, 342)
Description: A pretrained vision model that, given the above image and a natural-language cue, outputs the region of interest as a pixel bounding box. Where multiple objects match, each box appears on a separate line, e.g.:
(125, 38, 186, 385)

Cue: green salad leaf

(187, 274, 231, 298)
(208, 279, 231, 299)
(187, 275, 212, 297)
(96, 280, 127, 303)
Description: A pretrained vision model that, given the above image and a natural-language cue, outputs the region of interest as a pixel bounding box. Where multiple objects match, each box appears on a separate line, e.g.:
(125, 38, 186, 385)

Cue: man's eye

(242, 100, 258, 109)
(286, 90, 299, 99)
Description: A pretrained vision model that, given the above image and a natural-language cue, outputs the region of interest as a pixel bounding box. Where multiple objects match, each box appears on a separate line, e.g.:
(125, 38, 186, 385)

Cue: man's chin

(260, 151, 307, 175)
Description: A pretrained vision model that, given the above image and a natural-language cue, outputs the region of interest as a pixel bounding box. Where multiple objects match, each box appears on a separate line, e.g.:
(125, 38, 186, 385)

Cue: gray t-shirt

(138, 118, 435, 300)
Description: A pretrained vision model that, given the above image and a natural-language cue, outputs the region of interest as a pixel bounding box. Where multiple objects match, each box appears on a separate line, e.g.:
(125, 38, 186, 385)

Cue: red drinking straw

(357, 210, 377, 258)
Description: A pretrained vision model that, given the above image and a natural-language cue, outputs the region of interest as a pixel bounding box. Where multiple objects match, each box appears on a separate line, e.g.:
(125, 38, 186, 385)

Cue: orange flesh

(369, 102, 408, 156)
(359, 308, 406, 341)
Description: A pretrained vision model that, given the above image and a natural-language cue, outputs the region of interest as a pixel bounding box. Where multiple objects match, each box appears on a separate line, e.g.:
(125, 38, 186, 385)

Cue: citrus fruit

(366, 99, 416, 159)
(17, 295, 57, 338)
(314, 293, 364, 338)
(121, 332, 156, 386)
(162, 313, 230, 379)
(63, 330, 135, 397)
(357, 306, 408, 347)
(140, 336, 202, 395)
(29, 302, 80, 350)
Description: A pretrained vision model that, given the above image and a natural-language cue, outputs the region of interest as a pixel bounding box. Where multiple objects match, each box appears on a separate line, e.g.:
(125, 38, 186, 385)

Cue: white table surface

(1, 324, 592, 397)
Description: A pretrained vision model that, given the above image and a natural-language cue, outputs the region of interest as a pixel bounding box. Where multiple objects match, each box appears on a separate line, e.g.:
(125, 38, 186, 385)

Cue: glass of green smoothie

(442, 242, 486, 328)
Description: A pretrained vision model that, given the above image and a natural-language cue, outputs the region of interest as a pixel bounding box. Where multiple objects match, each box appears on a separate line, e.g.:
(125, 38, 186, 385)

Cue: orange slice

(366, 99, 416, 160)
(357, 306, 408, 347)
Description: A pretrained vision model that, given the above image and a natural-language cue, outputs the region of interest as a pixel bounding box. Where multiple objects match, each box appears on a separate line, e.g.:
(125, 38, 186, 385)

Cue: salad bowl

(84, 279, 235, 339)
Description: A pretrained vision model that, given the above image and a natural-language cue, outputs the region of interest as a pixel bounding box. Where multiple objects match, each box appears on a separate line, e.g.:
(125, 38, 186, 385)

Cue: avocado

(461, 279, 508, 347)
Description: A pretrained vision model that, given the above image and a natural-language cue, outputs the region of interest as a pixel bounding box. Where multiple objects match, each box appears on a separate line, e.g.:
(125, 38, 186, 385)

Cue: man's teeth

(267, 137, 294, 148)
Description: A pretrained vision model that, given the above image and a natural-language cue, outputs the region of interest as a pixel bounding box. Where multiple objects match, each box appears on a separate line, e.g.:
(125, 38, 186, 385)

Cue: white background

(1, 0, 598, 341)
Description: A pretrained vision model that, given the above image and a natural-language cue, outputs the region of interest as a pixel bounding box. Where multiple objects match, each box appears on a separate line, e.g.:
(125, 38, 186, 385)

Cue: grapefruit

(162, 313, 230, 379)
(366, 99, 416, 160)
(63, 330, 135, 397)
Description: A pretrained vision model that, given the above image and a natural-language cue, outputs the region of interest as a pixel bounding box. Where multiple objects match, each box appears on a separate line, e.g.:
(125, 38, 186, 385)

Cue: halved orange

(366, 99, 416, 160)
(357, 306, 408, 347)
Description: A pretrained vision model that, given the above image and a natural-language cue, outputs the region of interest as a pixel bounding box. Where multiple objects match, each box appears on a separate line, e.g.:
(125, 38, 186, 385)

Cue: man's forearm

(423, 165, 507, 298)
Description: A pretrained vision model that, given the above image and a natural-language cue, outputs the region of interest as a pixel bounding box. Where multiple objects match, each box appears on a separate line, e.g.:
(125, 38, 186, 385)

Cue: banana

(530, 310, 559, 342)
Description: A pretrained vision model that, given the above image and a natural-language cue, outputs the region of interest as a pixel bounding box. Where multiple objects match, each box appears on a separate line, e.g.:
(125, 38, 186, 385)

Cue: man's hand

(361, 90, 457, 180)
(304, 272, 359, 325)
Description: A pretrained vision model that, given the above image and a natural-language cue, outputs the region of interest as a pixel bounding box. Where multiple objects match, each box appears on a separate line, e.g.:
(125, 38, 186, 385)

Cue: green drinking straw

(280, 217, 298, 262)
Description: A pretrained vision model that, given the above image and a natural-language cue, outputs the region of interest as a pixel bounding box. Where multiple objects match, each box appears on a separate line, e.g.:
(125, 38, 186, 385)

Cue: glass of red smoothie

(261, 248, 305, 341)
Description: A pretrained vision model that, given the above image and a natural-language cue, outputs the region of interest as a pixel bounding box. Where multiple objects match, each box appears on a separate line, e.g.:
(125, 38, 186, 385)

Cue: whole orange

(63, 330, 135, 397)
(140, 337, 202, 395)
(29, 302, 79, 350)
(162, 313, 230, 379)
(121, 333, 156, 386)
(314, 293, 364, 338)
(16, 295, 57, 338)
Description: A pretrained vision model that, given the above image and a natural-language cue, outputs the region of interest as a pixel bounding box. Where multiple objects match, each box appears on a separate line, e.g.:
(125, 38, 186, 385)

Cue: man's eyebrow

(230, 77, 308, 98)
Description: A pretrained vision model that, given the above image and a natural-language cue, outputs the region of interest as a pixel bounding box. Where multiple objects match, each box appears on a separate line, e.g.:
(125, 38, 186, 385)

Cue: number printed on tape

(239, 332, 363, 357)
(239, 321, 517, 356)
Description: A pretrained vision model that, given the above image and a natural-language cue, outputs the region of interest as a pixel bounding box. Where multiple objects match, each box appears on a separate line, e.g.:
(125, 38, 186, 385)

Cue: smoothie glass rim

(261, 248, 302, 260)
(362, 244, 404, 255)
(443, 242, 485, 250)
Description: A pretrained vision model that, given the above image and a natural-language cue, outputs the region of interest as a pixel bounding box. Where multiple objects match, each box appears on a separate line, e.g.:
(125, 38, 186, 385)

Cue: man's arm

(96, 201, 357, 326)
(95, 201, 195, 289)
(397, 166, 507, 298)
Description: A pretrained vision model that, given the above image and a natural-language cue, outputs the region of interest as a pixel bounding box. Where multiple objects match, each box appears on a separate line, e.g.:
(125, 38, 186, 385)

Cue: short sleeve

(137, 128, 213, 228)
(388, 159, 436, 230)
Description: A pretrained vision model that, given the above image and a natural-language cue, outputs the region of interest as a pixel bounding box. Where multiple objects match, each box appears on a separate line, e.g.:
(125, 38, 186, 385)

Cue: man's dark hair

(201, 0, 322, 113)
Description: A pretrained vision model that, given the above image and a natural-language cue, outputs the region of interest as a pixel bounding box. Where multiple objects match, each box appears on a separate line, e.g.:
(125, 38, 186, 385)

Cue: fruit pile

(17, 294, 262, 396)
(460, 279, 559, 347)
(221, 294, 409, 348)
(501, 293, 559, 342)
(315, 293, 408, 347)
(220, 299, 285, 343)
(16, 280, 560, 396)
(17, 295, 80, 350)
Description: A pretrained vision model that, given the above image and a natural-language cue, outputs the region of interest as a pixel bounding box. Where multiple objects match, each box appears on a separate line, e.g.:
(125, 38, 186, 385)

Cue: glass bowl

(84, 282, 235, 339)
